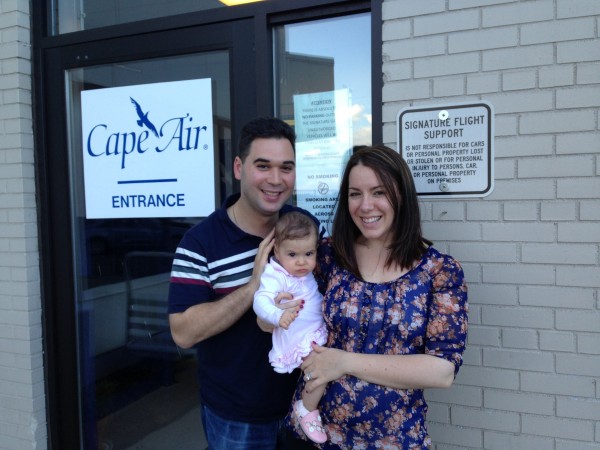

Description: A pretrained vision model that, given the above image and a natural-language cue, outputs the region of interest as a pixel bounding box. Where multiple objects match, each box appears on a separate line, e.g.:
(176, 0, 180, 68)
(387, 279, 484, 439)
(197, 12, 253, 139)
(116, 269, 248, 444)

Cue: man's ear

(233, 156, 243, 181)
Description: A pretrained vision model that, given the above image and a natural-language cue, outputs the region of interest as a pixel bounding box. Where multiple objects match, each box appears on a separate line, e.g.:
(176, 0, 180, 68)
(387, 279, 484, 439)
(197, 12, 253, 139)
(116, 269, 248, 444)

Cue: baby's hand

(279, 307, 299, 329)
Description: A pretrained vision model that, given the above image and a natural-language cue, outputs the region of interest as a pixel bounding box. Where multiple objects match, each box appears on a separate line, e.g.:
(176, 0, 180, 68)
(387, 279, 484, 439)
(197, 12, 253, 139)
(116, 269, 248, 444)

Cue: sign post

(397, 102, 494, 198)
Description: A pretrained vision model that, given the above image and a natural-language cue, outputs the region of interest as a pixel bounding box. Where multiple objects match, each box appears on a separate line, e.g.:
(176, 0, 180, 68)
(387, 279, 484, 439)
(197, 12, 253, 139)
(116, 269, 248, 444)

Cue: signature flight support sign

(81, 79, 215, 218)
(397, 102, 494, 198)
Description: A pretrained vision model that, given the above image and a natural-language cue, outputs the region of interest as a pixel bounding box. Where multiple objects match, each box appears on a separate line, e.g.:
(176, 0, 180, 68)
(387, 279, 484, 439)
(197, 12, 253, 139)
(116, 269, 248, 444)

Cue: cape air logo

(81, 79, 215, 219)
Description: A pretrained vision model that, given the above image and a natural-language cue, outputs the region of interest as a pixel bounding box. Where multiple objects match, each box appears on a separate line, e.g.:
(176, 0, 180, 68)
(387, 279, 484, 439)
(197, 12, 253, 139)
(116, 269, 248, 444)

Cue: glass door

(41, 19, 255, 449)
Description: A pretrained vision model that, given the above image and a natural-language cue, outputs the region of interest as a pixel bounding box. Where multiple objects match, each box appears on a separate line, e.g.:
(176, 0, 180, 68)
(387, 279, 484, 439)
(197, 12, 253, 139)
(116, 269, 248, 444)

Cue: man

(168, 117, 315, 449)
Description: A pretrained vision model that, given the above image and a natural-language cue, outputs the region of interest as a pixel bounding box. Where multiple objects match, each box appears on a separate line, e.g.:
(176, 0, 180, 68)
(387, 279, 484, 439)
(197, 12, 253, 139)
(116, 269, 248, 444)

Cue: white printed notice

(397, 102, 494, 198)
(294, 89, 353, 235)
(81, 79, 215, 218)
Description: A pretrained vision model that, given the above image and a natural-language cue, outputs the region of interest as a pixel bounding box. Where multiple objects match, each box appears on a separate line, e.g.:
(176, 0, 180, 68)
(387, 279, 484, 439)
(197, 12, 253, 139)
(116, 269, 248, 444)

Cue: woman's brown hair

(331, 145, 431, 276)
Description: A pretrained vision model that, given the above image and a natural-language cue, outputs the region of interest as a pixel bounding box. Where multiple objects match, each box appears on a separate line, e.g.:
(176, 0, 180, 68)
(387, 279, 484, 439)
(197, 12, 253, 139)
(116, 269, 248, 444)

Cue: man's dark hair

(238, 117, 296, 162)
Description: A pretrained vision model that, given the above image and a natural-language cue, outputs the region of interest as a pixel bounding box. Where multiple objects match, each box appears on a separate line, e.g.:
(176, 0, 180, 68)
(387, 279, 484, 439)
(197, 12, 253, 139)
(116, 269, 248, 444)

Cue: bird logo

(130, 97, 161, 137)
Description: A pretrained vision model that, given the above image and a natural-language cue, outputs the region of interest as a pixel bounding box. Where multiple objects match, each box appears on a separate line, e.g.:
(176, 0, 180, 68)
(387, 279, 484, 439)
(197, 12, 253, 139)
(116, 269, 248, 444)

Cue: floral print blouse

(286, 238, 468, 449)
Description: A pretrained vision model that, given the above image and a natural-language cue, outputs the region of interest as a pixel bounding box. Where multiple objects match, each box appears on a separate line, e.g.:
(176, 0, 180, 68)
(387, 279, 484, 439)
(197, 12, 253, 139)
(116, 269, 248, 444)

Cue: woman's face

(347, 163, 395, 245)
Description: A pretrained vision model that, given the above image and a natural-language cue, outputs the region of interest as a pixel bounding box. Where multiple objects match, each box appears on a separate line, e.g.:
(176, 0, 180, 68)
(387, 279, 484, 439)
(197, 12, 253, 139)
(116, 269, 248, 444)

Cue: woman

(286, 145, 468, 449)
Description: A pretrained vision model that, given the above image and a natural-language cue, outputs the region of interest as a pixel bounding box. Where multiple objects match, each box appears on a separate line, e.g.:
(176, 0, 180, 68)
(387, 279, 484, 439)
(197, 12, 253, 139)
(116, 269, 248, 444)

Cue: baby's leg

(302, 383, 326, 411)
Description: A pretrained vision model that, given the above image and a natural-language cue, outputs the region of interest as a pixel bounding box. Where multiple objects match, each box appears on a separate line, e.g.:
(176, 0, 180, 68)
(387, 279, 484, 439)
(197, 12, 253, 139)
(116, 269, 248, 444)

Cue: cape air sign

(81, 79, 215, 219)
(397, 102, 494, 198)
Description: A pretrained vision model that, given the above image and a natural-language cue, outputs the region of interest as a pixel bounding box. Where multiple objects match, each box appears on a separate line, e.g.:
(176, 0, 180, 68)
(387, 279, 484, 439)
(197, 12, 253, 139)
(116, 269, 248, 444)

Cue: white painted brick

(487, 90, 553, 114)
(414, 53, 480, 78)
(466, 201, 500, 220)
(415, 9, 479, 36)
(433, 77, 465, 97)
(462, 345, 482, 366)
(495, 135, 553, 158)
(482, 305, 553, 328)
(450, 0, 515, 9)
(466, 72, 500, 95)
(449, 242, 517, 263)
(483, 44, 553, 71)
(482, 223, 555, 242)
(483, 262, 556, 285)
(426, 402, 450, 424)
(382, 60, 411, 82)
(487, 179, 555, 200)
(483, 0, 553, 27)
(520, 110, 596, 134)
(556, 132, 600, 155)
(558, 222, 600, 242)
(502, 328, 538, 349)
(556, 310, 600, 333)
(485, 389, 554, 415)
(557, 85, 600, 109)
(382, 0, 446, 20)
(503, 202, 537, 220)
(557, 266, 600, 288)
(382, 19, 411, 41)
(449, 27, 518, 53)
(522, 243, 597, 264)
(539, 65, 575, 88)
(452, 405, 520, 432)
(576, 62, 600, 84)
(431, 202, 465, 220)
(558, 178, 600, 199)
(383, 35, 446, 60)
(557, 353, 600, 376)
(494, 114, 518, 136)
(522, 372, 595, 397)
(494, 158, 515, 180)
(502, 69, 536, 91)
(540, 201, 577, 221)
(427, 385, 483, 407)
(383, 79, 430, 102)
(483, 431, 554, 450)
(427, 422, 483, 448)
(539, 330, 576, 352)
(467, 325, 501, 347)
(580, 200, 600, 220)
(422, 222, 481, 241)
(468, 283, 517, 305)
(556, 440, 600, 450)
(458, 365, 519, 389)
(557, 0, 600, 19)
(521, 17, 596, 45)
(558, 40, 600, 63)
(578, 334, 600, 355)
(522, 414, 594, 441)
(519, 155, 595, 178)
(525, 284, 593, 310)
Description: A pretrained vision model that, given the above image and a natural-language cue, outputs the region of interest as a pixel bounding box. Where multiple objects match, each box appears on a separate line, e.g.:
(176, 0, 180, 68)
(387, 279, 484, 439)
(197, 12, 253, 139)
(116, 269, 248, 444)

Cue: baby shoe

(295, 401, 327, 444)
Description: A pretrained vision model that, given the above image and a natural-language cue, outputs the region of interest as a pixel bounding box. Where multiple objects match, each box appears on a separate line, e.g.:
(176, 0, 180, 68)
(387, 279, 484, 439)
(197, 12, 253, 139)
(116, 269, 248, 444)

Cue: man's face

(234, 137, 296, 217)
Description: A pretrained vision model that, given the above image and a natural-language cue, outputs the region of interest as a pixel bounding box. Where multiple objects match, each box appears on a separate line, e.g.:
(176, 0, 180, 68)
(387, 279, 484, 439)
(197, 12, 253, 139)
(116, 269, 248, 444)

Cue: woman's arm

(301, 345, 455, 393)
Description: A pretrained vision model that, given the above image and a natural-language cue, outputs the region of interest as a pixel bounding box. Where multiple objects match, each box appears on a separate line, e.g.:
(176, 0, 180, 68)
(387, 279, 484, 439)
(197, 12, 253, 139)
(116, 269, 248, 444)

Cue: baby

(253, 211, 328, 444)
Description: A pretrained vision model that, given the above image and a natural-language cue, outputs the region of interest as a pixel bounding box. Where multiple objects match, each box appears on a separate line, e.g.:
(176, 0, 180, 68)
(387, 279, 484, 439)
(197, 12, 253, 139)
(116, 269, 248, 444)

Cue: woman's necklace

(360, 243, 389, 279)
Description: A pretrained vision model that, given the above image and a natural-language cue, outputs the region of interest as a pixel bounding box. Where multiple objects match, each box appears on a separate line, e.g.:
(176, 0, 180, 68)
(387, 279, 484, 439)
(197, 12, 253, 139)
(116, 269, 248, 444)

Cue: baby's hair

(274, 212, 318, 247)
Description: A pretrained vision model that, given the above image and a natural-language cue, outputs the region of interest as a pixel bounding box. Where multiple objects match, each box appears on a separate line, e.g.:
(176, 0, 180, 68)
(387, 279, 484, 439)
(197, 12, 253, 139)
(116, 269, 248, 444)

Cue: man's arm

(169, 230, 275, 348)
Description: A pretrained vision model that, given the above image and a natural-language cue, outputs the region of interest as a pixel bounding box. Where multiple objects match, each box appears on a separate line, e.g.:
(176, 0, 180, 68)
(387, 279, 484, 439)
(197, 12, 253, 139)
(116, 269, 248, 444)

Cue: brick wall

(0, 1, 47, 449)
(382, 0, 600, 448)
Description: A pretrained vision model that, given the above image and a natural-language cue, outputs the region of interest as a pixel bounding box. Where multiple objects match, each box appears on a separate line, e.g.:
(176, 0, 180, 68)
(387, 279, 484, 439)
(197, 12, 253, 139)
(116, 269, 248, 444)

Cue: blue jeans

(201, 404, 287, 450)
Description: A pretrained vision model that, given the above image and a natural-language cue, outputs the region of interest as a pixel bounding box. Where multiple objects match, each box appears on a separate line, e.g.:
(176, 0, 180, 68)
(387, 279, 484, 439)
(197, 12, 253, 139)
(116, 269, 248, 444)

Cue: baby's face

(274, 234, 317, 277)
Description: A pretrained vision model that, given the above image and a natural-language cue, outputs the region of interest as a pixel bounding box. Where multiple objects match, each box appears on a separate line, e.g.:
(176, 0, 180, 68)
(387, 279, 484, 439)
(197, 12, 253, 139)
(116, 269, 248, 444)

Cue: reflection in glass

(55, 0, 233, 34)
(274, 13, 371, 234)
(65, 53, 229, 449)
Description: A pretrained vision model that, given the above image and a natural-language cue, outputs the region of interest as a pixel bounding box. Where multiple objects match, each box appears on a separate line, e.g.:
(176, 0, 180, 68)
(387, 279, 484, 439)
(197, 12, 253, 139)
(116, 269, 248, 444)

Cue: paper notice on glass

(294, 89, 353, 235)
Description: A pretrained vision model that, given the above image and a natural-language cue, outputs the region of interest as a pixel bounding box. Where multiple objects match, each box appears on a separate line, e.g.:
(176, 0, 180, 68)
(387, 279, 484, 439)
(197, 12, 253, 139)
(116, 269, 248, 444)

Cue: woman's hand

(300, 343, 347, 393)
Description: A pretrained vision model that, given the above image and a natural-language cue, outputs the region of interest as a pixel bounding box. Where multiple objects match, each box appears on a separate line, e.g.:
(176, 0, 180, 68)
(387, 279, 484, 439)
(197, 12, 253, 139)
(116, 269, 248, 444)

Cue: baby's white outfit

(253, 257, 327, 373)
